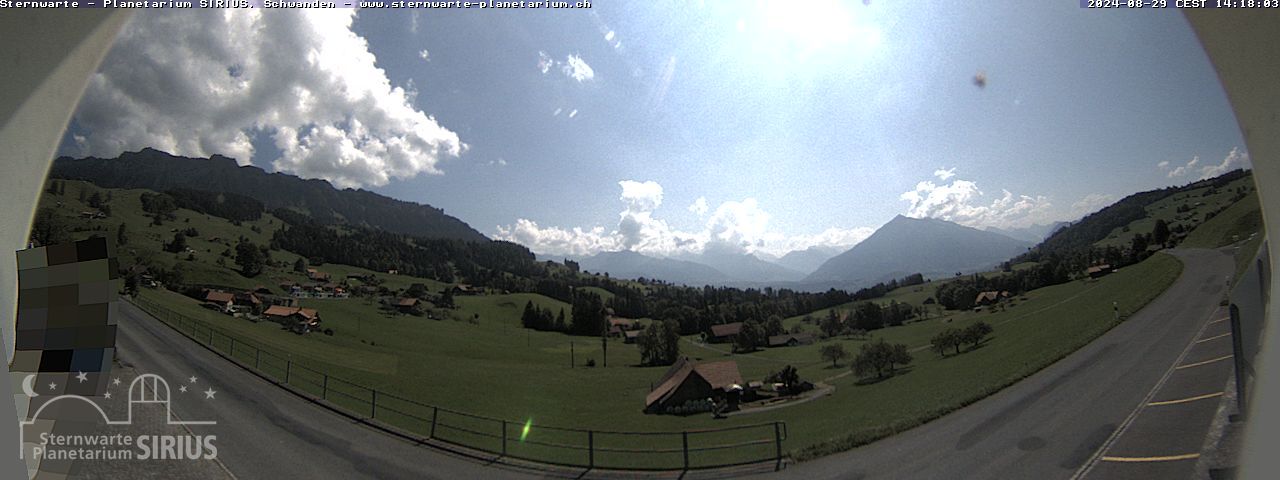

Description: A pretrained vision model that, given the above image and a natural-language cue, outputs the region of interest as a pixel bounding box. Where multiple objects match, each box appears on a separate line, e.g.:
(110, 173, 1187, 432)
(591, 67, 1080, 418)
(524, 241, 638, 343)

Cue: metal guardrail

(1229, 239, 1269, 419)
(127, 295, 787, 471)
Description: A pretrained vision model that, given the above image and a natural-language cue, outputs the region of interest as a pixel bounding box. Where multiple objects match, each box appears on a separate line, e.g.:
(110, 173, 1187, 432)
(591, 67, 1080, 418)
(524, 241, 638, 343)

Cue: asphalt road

(94, 247, 1234, 479)
(755, 248, 1234, 480)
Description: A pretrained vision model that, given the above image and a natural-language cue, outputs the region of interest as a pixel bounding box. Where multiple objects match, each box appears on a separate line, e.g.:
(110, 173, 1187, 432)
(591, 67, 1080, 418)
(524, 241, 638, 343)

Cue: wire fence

(128, 295, 787, 471)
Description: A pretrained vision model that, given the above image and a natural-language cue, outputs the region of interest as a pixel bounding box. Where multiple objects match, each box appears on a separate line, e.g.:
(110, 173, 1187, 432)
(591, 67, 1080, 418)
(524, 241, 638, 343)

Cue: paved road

(102, 300, 547, 480)
(755, 248, 1234, 480)
(93, 248, 1234, 480)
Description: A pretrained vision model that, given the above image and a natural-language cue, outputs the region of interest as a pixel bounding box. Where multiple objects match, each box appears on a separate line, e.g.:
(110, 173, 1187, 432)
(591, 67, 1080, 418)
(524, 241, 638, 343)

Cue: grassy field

(1095, 176, 1255, 249)
(1178, 189, 1265, 285)
(48, 179, 1188, 464)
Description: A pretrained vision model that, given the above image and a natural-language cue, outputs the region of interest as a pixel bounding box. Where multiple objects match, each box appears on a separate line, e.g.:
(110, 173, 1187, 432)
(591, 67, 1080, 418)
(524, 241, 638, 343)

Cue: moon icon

(21, 374, 39, 398)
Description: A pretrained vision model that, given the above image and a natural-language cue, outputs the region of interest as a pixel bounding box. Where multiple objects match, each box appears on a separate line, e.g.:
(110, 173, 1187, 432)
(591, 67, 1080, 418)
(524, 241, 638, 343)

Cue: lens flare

(521, 418, 532, 442)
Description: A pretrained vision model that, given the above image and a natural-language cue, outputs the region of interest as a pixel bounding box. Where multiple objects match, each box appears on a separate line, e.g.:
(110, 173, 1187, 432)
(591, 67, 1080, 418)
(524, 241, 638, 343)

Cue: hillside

(573, 250, 731, 286)
(806, 215, 1032, 288)
(49, 148, 487, 242)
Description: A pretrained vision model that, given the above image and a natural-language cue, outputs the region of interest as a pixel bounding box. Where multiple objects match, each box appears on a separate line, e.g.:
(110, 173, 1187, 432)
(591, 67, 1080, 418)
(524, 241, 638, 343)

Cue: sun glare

(753, 0, 881, 54)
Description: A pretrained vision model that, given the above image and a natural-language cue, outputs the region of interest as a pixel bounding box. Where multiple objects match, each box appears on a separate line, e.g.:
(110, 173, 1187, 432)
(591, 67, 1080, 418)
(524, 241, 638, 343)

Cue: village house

(203, 290, 235, 313)
(233, 291, 262, 313)
(263, 305, 321, 334)
(395, 297, 420, 314)
(973, 291, 1002, 307)
(305, 268, 331, 282)
(707, 322, 744, 343)
(644, 357, 745, 414)
(767, 332, 816, 348)
(623, 329, 642, 344)
(1087, 264, 1114, 279)
(607, 316, 639, 338)
(451, 284, 481, 296)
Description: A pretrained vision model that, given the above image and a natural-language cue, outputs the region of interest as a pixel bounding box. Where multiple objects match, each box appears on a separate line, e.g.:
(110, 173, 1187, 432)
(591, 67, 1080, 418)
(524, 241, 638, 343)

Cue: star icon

(112, 377, 121, 386)
(104, 392, 112, 399)
(179, 385, 188, 393)
(189, 376, 198, 384)
(75, 371, 88, 383)
(47, 382, 57, 391)
(203, 388, 216, 400)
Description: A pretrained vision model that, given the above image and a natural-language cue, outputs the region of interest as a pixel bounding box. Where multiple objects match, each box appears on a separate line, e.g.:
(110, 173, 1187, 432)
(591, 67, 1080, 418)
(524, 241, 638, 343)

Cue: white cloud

(1157, 160, 1170, 170)
(562, 54, 595, 82)
(1071, 193, 1116, 217)
(568, 109, 579, 118)
(70, 11, 464, 189)
(933, 167, 957, 180)
(1168, 155, 1199, 178)
(537, 51, 554, 74)
(496, 181, 875, 258)
(687, 197, 709, 216)
(418, 49, 430, 61)
(899, 171, 1052, 230)
(487, 158, 508, 167)
(1197, 147, 1250, 180)
(552, 107, 562, 116)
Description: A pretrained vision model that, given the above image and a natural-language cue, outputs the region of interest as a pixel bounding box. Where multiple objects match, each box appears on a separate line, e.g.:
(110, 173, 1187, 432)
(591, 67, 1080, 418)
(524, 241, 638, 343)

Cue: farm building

(767, 333, 815, 348)
(451, 284, 481, 296)
(203, 290, 235, 313)
(644, 358, 745, 414)
(707, 322, 744, 343)
(395, 297, 420, 314)
(1086, 264, 1114, 279)
(623, 330, 642, 344)
(263, 305, 321, 333)
(974, 291, 1003, 307)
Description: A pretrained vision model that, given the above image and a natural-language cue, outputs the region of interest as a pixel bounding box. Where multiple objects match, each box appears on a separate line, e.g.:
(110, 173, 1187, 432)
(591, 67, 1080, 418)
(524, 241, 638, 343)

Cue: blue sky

(60, 3, 1248, 257)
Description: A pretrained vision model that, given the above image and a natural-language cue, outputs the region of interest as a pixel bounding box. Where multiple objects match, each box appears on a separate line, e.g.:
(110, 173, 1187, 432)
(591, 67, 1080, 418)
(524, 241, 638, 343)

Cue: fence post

(501, 420, 507, 456)
(285, 360, 292, 384)
(588, 430, 594, 469)
(322, 375, 328, 400)
(371, 389, 377, 419)
(430, 407, 439, 438)
(682, 431, 689, 471)
(774, 422, 783, 471)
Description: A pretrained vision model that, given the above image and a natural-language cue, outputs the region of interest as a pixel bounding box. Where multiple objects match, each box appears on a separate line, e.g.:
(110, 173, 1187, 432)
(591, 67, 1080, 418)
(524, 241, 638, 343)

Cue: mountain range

(50, 148, 487, 242)
(805, 215, 1032, 288)
(985, 222, 1070, 243)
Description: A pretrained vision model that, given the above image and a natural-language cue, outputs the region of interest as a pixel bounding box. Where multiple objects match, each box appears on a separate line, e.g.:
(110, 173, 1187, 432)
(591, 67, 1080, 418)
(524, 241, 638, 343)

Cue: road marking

(1069, 307, 1218, 480)
(1100, 453, 1201, 463)
(1195, 332, 1231, 343)
(1147, 391, 1224, 406)
(1175, 355, 1233, 370)
(1208, 316, 1229, 324)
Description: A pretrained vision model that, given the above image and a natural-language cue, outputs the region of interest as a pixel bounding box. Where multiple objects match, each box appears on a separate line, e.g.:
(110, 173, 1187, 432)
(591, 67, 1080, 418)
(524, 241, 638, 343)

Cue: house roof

(1086, 264, 1113, 274)
(624, 330, 642, 339)
(608, 317, 636, 328)
(263, 305, 319, 320)
(767, 333, 815, 347)
(204, 291, 235, 304)
(974, 291, 1000, 303)
(396, 297, 419, 307)
(644, 358, 744, 409)
(710, 322, 744, 338)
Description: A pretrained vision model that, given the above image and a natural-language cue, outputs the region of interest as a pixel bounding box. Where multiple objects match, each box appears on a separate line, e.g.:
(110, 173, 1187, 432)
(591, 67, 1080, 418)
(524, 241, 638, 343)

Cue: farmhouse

(203, 290, 235, 313)
(974, 291, 1001, 306)
(263, 305, 321, 333)
(623, 329, 642, 344)
(233, 292, 262, 311)
(451, 284, 481, 296)
(767, 332, 815, 348)
(305, 268, 331, 282)
(707, 322, 744, 343)
(1086, 264, 1114, 279)
(395, 297, 419, 314)
(644, 358, 745, 414)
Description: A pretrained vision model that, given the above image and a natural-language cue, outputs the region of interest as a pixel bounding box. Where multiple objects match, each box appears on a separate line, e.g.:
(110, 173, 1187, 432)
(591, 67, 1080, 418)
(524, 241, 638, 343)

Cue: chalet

(974, 291, 1001, 307)
(644, 358, 745, 414)
(623, 330, 642, 344)
(395, 297, 420, 314)
(608, 317, 638, 333)
(305, 268, 331, 282)
(767, 333, 815, 348)
(263, 305, 321, 333)
(203, 291, 235, 313)
(707, 322, 744, 343)
(1086, 264, 1114, 279)
(451, 284, 481, 296)
(233, 292, 262, 311)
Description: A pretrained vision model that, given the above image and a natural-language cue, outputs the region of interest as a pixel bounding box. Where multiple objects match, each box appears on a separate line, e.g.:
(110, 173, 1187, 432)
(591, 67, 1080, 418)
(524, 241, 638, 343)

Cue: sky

(58, 2, 1250, 259)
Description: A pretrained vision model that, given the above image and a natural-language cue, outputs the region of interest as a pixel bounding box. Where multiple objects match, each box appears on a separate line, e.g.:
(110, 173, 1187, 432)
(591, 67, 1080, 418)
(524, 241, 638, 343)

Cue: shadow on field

(854, 366, 915, 386)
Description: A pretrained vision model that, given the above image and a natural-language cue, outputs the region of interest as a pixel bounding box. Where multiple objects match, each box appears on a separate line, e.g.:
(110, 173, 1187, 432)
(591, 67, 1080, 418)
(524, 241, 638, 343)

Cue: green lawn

(1095, 176, 1255, 249)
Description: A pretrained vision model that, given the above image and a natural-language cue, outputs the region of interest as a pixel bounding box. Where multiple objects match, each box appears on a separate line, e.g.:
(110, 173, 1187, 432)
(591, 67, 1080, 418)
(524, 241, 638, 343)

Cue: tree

(734, 319, 766, 353)
(819, 309, 844, 338)
(852, 339, 912, 379)
(29, 208, 69, 247)
(852, 301, 885, 331)
(521, 301, 537, 329)
(293, 257, 307, 273)
(234, 239, 266, 277)
(1152, 219, 1171, 246)
(820, 343, 849, 367)
(87, 191, 103, 209)
(931, 328, 962, 356)
(570, 291, 606, 336)
(961, 321, 993, 350)
(638, 320, 681, 366)
(555, 308, 567, 331)
(115, 223, 129, 246)
(765, 365, 803, 395)
(765, 314, 785, 337)
(166, 232, 187, 253)
(123, 273, 139, 297)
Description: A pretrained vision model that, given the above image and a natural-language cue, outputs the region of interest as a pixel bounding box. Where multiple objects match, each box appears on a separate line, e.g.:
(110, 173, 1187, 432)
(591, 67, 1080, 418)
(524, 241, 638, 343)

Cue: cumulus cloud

(562, 54, 595, 82)
(537, 51, 595, 82)
(1197, 147, 1250, 180)
(687, 197, 709, 216)
(933, 167, 957, 181)
(900, 171, 1052, 230)
(496, 181, 876, 258)
(70, 11, 464, 189)
(1167, 155, 1199, 178)
(1157, 160, 1170, 170)
(1070, 193, 1116, 217)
